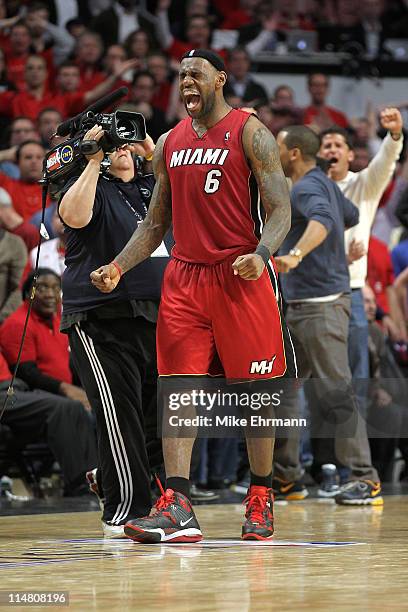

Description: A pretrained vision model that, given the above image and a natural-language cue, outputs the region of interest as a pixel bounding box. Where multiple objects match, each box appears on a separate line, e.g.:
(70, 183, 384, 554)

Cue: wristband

(145, 152, 154, 161)
(111, 260, 123, 278)
(255, 244, 270, 265)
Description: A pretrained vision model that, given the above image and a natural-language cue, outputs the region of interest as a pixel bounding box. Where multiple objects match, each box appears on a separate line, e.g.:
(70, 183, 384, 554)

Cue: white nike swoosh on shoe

(180, 517, 194, 527)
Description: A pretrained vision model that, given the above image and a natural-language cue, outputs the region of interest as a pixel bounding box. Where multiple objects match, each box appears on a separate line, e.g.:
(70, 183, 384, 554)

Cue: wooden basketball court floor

(0, 496, 407, 611)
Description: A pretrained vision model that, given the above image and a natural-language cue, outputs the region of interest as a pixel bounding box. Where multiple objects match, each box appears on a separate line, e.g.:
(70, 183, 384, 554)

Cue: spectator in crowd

(352, 116, 380, 153)
(146, 52, 173, 114)
(255, 103, 275, 133)
(224, 47, 268, 107)
(273, 105, 301, 136)
(0, 186, 39, 252)
(0, 54, 80, 120)
(3, 22, 34, 90)
(0, 350, 97, 497)
(64, 17, 87, 40)
(275, 0, 315, 31)
(272, 84, 296, 108)
(0, 117, 39, 178)
(236, 1, 279, 48)
(74, 31, 105, 90)
(27, 208, 65, 277)
(101, 44, 135, 92)
(103, 44, 127, 74)
(271, 84, 304, 126)
(362, 283, 408, 481)
(275, 125, 382, 506)
(0, 140, 50, 221)
(91, 0, 155, 49)
(367, 234, 407, 342)
(0, 53, 141, 121)
(37, 107, 62, 149)
(169, 0, 219, 40)
(127, 71, 169, 142)
(349, 144, 371, 172)
(124, 29, 155, 66)
(55, 61, 81, 94)
(303, 74, 349, 131)
(319, 110, 404, 411)
(155, 2, 227, 62)
(24, 2, 75, 66)
(0, 268, 90, 410)
(0, 228, 26, 324)
(236, 1, 310, 56)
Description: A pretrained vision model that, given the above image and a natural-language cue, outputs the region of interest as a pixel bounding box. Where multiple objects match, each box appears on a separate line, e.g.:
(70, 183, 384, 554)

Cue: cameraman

(58, 124, 169, 538)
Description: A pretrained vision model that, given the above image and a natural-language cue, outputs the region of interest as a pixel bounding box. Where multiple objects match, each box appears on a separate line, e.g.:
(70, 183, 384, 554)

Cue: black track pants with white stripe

(68, 317, 156, 524)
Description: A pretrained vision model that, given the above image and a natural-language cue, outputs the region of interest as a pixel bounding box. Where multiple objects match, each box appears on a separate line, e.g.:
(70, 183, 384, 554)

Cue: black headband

(181, 49, 226, 72)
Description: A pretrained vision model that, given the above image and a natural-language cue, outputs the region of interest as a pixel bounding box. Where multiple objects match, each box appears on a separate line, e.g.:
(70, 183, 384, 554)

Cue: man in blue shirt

(273, 125, 382, 506)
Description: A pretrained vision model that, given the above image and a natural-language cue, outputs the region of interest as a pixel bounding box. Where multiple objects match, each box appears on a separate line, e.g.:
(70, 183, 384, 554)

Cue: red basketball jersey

(163, 109, 264, 264)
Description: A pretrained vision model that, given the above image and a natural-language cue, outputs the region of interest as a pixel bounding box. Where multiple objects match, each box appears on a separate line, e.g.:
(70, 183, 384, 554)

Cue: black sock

(250, 471, 272, 489)
(166, 477, 191, 499)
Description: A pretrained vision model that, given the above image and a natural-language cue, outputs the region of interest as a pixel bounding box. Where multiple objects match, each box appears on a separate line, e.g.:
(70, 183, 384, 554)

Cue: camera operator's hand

(125, 134, 155, 160)
(90, 263, 121, 293)
(83, 125, 105, 163)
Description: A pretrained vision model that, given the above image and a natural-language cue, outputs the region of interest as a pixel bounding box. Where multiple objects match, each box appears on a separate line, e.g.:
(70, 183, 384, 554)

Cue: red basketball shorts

(157, 256, 297, 379)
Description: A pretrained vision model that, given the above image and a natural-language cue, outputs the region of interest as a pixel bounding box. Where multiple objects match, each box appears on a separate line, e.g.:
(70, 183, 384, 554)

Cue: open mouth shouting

(328, 155, 339, 167)
(183, 91, 201, 114)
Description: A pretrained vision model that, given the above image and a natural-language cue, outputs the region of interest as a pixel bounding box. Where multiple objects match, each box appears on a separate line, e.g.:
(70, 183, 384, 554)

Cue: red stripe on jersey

(163, 108, 261, 264)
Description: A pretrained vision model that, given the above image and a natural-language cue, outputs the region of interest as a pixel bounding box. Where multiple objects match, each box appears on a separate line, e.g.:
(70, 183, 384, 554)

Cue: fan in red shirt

(0, 140, 50, 221)
(367, 235, 394, 313)
(0, 54, 84, 121)
(3, 21, 54, 92)
(0, 54, 141, 122)
(74, 31, 105, 91)
(303, 73, 349, 130)
(0, 268, 89, 406)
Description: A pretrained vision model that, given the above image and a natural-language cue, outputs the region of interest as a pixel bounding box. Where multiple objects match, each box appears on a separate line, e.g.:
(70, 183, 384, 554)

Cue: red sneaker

(242, 485, 274, 540)
(125, 480, 203, 543)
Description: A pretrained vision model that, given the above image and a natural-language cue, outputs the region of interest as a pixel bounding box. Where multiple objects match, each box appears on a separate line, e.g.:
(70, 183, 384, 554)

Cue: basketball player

(91, 49, 295, 542)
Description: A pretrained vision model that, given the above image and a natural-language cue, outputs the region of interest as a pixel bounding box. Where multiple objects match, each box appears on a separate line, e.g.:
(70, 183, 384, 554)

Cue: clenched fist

(232, 253, 265, 280)
(90, 263, 122, 293)
(380, 107, 403, 138)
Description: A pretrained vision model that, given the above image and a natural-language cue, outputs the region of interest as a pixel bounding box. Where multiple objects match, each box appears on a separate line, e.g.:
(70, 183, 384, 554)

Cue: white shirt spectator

(337, 134, 403, 288)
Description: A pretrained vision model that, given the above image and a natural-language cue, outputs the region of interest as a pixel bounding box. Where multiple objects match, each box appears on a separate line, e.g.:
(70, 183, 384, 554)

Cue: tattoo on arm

(244, 118, 291, 255)
(115, 132, 172, 273)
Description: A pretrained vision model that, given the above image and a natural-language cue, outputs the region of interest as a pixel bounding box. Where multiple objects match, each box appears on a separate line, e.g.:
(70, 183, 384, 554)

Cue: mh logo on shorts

(250, 355, 276, 375)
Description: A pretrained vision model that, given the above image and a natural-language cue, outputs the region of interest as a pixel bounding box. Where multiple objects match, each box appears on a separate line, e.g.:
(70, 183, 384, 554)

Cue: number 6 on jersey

(204, 169, 222, 194)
